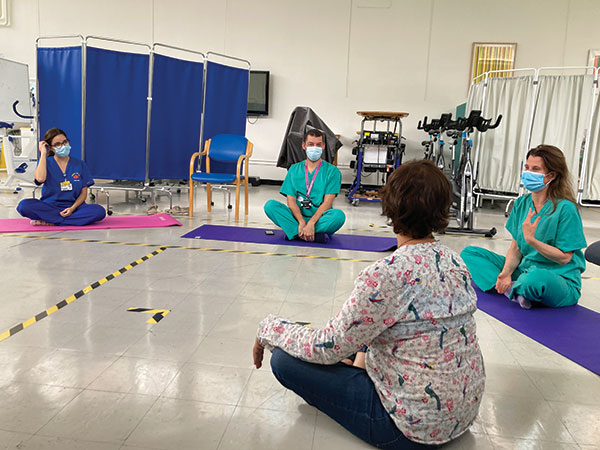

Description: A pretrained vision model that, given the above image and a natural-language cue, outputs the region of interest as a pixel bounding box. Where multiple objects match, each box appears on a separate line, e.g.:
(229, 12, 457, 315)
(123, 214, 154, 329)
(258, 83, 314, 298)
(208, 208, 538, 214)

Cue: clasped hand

(60, 207, 74, 217)
(298, 221, 315, 242)
(253, 337, 265, 369)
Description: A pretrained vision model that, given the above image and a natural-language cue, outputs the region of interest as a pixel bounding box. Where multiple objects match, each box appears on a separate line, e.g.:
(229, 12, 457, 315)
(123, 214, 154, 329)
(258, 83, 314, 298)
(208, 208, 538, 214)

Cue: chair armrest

(236, 141, 253, 178)
(189, 152, 200, 177)
(236, 154, 247, 178)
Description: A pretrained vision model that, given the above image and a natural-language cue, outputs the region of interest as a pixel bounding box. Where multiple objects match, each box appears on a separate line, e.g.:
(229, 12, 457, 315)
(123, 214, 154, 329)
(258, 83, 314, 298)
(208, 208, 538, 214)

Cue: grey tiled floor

(0, 182, 599, 450)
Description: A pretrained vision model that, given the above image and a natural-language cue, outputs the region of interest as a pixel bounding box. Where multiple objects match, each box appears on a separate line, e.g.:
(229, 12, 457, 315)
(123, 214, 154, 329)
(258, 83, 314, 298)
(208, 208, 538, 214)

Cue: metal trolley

(347, 111, 408, 206)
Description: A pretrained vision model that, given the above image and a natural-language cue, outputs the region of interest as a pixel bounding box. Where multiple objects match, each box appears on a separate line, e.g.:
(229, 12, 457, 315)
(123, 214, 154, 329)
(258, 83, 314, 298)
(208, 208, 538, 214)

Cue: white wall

(2, 0, 600, 182)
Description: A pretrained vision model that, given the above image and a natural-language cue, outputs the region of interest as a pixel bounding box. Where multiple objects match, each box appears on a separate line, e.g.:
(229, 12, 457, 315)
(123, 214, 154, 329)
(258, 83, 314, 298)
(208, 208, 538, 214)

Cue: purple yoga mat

(475, 286, 600, 375)
(181, 224, 397, 252)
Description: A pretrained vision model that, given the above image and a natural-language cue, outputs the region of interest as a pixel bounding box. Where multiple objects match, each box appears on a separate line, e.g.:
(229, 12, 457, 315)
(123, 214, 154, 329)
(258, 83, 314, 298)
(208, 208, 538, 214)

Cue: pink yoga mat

(0, 213, 182, 233)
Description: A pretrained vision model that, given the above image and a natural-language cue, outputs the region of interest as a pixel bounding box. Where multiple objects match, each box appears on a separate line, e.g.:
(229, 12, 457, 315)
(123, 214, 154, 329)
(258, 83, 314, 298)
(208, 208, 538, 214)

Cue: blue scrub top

(506, 193, 587, 289)
(35, 156, 95, 208)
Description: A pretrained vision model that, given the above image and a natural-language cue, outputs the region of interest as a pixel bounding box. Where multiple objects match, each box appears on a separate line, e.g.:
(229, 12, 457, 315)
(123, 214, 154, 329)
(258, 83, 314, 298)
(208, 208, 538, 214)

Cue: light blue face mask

(521, 170, 549, 192)
(306, 146, 323, 162)
(54, 144, 71, 157)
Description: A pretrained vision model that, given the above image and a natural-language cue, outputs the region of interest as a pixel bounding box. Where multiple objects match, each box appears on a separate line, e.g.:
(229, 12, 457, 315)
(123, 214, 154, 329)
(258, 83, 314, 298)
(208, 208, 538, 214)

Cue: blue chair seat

(191, 172, 244, 184)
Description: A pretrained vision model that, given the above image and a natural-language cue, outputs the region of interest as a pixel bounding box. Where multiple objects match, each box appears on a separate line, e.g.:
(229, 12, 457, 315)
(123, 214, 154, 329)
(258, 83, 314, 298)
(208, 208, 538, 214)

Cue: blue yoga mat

(475, 286, 600, 375)
(181, 225, 397, 252)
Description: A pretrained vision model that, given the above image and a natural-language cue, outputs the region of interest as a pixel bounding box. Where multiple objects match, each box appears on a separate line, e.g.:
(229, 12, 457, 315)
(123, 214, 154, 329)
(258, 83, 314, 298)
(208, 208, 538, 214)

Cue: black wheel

(177, 189, 181, 194)
(227, 205, 233, 210)
(211, 201, 214, 206)
(141, 197, 147, 203)
(352, 199, 360, 206)
(90, 193, 96, 201)
(107, 210, 113, 216)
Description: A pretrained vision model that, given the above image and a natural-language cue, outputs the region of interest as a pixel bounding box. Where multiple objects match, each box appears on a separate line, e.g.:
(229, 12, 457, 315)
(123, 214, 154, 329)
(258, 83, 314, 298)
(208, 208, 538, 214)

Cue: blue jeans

(270, 348, 438, 449)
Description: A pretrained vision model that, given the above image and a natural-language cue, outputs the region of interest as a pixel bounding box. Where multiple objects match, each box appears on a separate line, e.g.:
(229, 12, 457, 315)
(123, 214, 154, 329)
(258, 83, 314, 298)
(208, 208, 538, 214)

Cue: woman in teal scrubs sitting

(461, 145, 586, 309)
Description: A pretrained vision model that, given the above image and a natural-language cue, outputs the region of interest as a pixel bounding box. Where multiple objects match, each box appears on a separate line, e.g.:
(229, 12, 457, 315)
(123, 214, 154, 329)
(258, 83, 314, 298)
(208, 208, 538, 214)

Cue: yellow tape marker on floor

(0, 247, 166, 343)
(2, 234, 599, 278)
(0, 234, 377, 263)
(127, 307, 171, 324)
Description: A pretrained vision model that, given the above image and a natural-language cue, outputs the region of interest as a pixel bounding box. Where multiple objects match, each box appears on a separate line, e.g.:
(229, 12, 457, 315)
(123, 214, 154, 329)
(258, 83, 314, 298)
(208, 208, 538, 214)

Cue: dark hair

(304, 128, 324, 142)
(381, 160, 451, 238)
(526, 145, 576, 207)
(44, 128, 68, 146)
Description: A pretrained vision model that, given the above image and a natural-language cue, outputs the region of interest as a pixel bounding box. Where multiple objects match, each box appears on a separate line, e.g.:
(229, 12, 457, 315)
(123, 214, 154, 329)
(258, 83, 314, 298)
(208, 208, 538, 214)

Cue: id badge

(60, 181, 73, 191)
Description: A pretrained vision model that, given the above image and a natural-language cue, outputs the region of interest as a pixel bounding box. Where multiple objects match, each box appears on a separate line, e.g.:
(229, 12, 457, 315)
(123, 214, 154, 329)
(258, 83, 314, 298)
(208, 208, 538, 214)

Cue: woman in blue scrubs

(16, 128, 106, 226)
(461, 145, 586, 308)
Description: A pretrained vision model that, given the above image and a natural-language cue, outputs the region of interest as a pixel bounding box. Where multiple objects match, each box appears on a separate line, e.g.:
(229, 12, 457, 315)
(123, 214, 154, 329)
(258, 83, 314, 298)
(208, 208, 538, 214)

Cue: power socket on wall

(0, 0, 9, 26)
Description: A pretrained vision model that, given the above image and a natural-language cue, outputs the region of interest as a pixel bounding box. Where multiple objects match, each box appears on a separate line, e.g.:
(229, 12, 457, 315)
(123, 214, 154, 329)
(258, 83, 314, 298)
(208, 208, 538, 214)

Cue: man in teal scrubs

(461, 145, 586, 308)
(264, 129, 345, 243)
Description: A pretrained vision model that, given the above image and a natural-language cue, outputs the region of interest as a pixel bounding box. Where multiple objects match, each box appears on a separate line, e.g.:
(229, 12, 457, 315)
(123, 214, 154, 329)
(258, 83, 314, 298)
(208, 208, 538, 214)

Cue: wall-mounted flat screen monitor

(247, 70, 269, 116)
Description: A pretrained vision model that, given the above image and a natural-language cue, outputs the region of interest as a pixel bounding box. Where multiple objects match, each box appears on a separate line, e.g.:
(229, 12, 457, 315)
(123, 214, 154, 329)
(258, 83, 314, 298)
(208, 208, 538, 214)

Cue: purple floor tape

(181, 224, 397, 252)
(475, 286, 600, 375)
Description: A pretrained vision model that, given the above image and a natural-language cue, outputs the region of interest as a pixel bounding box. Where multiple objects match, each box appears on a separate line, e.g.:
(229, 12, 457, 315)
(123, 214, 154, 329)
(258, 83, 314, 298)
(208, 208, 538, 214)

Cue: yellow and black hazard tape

(2, 233, 600, 279)
(127, 307, 171, 323)
(0, 234, 376, 262)
(0, 247, 166, 343)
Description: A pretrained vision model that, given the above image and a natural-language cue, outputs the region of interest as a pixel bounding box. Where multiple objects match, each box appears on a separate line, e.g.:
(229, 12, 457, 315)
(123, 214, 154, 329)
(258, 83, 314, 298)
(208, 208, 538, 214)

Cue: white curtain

(466, 80, 485, 112)
(529, 74, 594, 195)
(581, 89, 600, 201)
(473, 76, 535, 193)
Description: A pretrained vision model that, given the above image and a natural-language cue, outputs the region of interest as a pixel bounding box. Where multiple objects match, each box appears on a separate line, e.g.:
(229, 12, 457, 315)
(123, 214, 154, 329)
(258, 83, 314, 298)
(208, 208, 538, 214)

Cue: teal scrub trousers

(264, 200, 345, 240)
(461, 246, 580, 308)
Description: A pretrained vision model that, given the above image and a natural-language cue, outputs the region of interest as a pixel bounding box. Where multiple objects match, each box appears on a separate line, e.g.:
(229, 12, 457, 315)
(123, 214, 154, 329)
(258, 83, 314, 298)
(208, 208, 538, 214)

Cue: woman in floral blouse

(253, 160, 485, 449)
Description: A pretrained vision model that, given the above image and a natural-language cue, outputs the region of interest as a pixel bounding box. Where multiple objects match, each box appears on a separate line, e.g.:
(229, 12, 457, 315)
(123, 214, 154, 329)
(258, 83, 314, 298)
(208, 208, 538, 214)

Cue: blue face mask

(54, 144, 71, 157)
(521, 170, 549, 192)
(306, 146, 323, 162)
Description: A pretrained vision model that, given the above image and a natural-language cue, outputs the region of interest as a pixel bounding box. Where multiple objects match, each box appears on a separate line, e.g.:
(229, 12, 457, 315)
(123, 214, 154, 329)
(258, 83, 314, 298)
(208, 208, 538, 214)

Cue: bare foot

(30, 220, 53, 226)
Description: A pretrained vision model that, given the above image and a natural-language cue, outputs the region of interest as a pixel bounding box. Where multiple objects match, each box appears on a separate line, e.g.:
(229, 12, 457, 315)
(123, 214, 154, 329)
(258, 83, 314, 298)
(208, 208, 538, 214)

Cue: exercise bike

(446, 110, 502, 237)
(418, 110, 502, 237)
(417, 113, 452, 173)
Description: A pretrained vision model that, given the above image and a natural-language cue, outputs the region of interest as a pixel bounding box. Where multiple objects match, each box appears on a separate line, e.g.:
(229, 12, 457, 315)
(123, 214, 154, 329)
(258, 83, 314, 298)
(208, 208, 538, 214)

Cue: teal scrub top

(506, 194, 587, 289)
(280, 160, 342, 217)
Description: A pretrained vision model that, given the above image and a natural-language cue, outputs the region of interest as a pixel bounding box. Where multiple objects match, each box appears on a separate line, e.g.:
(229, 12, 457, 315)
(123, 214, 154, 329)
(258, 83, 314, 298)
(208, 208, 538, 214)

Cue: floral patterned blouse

(257, 241, 485, 445)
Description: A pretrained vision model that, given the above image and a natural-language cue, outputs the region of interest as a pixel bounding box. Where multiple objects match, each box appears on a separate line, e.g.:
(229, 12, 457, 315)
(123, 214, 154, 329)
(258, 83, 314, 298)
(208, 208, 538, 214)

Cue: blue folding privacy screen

(36, 37, 250, 182)
(203, 61, 249, 140)
(37, 46, 83, 159)
(85, 47, 149, 180)
(202, 61, 249, 174)
(149, 54, 204, 180)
